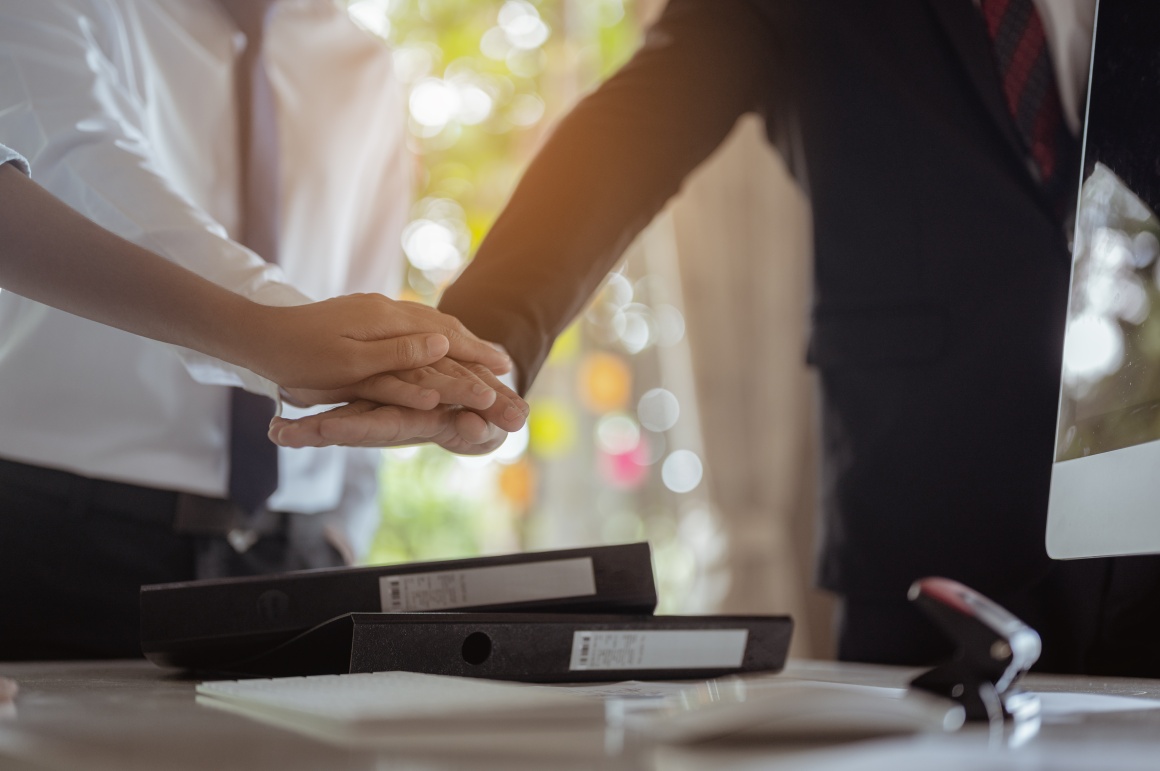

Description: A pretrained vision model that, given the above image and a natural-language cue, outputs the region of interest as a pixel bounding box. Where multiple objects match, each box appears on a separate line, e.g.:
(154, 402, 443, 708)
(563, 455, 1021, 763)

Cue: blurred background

(344, 0, 833, 658)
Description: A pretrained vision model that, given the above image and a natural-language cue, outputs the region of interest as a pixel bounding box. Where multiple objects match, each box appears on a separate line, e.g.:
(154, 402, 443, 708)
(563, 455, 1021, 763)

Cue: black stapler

(908, 577, 1042, 724)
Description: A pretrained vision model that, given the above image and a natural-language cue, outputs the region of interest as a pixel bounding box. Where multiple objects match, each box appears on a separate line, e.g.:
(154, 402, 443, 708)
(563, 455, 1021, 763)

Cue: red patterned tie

(979, 0, 1074, 195)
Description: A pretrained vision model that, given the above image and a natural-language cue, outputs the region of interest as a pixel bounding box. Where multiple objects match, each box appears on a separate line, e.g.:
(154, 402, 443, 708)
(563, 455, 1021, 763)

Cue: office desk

(1, 659, 1159, 770)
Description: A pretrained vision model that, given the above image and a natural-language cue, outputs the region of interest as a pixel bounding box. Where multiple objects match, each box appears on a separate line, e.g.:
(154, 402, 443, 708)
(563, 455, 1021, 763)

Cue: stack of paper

(196, 671, 607, 750)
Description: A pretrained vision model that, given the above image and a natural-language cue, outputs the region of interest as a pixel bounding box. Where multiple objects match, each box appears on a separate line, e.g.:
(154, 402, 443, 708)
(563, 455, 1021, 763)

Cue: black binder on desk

(141, 543, 656, 670)
(219, 612, 794, 681)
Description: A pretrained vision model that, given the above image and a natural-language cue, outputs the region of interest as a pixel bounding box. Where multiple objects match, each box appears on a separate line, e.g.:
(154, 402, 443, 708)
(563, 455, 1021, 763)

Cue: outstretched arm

(438, 0, 778, 394)
(0, 162, 511, 396)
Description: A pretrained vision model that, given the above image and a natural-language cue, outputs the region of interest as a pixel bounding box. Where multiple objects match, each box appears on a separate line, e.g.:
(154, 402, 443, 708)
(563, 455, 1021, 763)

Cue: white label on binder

(569, 630, 749, 671)
(379, 557, 596, 612)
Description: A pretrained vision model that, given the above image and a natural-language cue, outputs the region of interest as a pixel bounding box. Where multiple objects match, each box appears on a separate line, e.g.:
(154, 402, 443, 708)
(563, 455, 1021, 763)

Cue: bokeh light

(613, 303, 656, 354)
(636, 431, 666, 465)
(546, 322, 582, 365)
(409, 77, 461, 128)
(662, 450, 703, 494)
(348, 0, 392, 37)
(508, 93, 545, 126)
(1062, 312, 1124, 386)
(528, 399, 577, 458)
(499, 460, 536, 508)
(601, 273, 634, 308)
(498, 1, 550, 49)
(637, 388, 680, 432)
(456, 84, 494, 125)
(393, 44, 437, 83)
(402, 219, 461, 270)
(1134, 231, 1159, 269)
(492, 424, 530, 464)
(599, 444, 649, 489)
(595, 413, 640, 455)
(654, 303, 686, 347)
(578, 352, 632, 413)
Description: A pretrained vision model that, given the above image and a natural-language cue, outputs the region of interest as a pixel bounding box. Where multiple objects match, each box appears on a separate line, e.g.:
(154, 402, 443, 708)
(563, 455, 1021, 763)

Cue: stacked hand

(234, 295, 525, 453)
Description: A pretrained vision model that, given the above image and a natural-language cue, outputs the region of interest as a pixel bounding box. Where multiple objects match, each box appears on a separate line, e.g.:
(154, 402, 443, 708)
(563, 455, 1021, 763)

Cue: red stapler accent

(908, 577, 1041, 724)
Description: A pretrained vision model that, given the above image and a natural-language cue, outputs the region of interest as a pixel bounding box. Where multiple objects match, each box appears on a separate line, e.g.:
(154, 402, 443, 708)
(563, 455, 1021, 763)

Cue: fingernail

(425, 335, 445, 356)
(504, 405, 519, 422)
(420, 388, 436, 400)
(472, 383, 494, 396)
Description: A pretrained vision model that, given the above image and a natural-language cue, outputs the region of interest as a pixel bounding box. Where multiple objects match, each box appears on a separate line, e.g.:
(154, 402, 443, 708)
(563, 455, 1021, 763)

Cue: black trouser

(0, 458, 343, 660)
(837, 555, 1160, 676)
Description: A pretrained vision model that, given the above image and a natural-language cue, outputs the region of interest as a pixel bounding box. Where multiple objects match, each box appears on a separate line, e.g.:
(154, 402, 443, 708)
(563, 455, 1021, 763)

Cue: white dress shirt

(1034, 0, 1097, 135)
(0, 0, 408, 529)
(0, 143, 29, 177)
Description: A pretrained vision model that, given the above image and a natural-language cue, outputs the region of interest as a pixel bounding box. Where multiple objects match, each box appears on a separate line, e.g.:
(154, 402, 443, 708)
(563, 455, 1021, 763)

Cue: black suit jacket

(439, 0, 1076, 600)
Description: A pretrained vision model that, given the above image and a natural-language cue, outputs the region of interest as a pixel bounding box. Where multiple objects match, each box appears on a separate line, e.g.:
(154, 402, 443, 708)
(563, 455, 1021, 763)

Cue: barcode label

(568, 630, 749, 671)
(378, 557, 596, 612)
(385, 577, 404, 612)
(575, 632, 594, 668)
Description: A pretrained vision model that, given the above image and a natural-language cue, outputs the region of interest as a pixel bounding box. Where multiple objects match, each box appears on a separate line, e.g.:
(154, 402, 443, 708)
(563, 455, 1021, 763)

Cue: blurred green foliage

(370, 449, 521, 563)
(343, 0, 643, 565)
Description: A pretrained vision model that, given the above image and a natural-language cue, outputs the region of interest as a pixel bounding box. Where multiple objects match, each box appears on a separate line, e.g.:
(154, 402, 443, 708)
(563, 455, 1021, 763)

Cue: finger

(271, 401, 509, 452)
(319, 403, 456, 447)
(460, 360, 524, 404)
(391, 300, 512, 373)
(392, 362, 498, 410)
(282, 372, 440, 411)
(459, 362, 529, 431)
(408, 411, 505, 455)
(454, 410, 492, 445)
(437, 411, 508, 455)
(268, 401, 377, 448)
(444, 334, 513, 374)
(270, 401, 451, 448)
(355, 333, 448, 378)
(343, 371, 444, 410)
(437, 323, 512, 373)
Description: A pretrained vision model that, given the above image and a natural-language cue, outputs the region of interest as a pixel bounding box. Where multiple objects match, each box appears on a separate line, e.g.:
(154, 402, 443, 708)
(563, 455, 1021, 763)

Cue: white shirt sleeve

(0, 143, 30, 176)
(0, 2, 300, 399)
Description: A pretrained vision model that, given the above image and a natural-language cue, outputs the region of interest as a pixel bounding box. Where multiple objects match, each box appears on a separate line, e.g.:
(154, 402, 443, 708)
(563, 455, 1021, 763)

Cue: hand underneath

(269, 401, 512, 454)
(235, 294, 512, 391)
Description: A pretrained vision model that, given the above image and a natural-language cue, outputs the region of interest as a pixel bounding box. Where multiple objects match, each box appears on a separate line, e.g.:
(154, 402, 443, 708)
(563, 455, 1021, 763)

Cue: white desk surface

(2, 658, 1160, 770)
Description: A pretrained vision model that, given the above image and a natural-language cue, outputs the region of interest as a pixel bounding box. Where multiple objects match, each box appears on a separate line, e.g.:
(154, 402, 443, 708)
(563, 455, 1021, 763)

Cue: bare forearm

(439, 0, 772, 392)
(0, 166, 521, 407)
(0, 163, 260, 366)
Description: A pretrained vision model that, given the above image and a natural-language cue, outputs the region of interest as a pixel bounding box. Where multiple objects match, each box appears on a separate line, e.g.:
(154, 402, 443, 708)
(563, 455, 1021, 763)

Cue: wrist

(204, 294, 277, 376)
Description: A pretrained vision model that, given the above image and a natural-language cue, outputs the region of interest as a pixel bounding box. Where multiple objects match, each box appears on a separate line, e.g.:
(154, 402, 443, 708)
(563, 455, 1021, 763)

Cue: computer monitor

(1047, 0, 1160, 558)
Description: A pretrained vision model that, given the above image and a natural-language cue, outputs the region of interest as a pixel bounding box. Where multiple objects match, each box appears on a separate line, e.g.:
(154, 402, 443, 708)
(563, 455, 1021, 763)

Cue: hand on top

(246, 294, 525, 452)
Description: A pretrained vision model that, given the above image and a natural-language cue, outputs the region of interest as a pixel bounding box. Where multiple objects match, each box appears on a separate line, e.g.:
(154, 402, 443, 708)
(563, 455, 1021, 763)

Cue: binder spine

(140, 543, 658, 668)
(238, 613, 794, 681)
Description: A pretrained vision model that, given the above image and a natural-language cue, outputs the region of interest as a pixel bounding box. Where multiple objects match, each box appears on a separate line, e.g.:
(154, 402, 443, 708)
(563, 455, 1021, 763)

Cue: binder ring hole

(461, 632, 492, 665)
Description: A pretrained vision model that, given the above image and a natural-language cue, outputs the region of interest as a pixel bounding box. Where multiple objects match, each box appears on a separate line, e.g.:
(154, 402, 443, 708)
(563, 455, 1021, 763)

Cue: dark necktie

(979, 0, 1078, 208)
(228, 18, 281, 515)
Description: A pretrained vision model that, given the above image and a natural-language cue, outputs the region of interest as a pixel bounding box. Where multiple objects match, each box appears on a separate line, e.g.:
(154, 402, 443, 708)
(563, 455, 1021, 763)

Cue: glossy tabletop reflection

(4, 659, 1160, 770)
